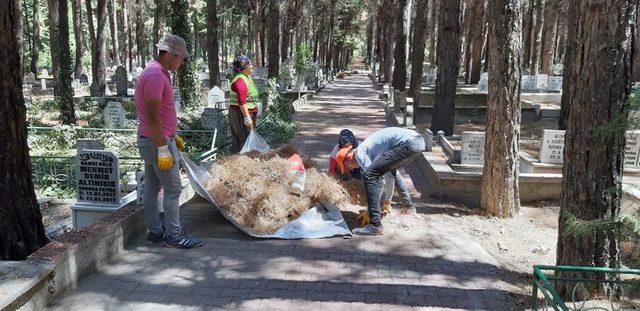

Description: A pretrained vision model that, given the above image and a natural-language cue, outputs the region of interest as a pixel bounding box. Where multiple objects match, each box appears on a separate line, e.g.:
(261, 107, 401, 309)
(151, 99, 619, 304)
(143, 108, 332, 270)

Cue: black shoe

(147, 230, 167, 245)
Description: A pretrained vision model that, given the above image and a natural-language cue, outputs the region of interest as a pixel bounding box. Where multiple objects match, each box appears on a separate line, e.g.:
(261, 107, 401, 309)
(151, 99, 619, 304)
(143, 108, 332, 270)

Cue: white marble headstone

(548, 76, 563, 91)
(41, 78, 47, 90)
(478, 77, 488, 91)
(461, 131, 485, 165)
(521, 75, 538, 91)
(76, 149, 120, 206)
(536, 74, 549, 90)
(207, 86, 226, 106)
(103, 101, 126, 128)
(539, 129, 565, 164)
(625, 130, 640, 168)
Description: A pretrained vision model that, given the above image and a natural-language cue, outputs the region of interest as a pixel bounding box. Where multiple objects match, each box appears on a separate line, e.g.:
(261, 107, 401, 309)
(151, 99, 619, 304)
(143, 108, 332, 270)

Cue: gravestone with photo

(103, 101, 126, 128)
(461, 131, 485, 165)
(115, 66, 128, 96)
(539, 129, 565, 164)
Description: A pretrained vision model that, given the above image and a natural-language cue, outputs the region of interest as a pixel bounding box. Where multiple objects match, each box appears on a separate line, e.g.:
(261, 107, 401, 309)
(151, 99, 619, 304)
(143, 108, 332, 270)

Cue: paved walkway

(50, 73, 522, 310)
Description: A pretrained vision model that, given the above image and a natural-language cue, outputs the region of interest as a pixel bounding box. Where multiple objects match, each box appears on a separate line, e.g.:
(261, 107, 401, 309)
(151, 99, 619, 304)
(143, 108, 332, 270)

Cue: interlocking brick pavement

(50, 73, 525, 310)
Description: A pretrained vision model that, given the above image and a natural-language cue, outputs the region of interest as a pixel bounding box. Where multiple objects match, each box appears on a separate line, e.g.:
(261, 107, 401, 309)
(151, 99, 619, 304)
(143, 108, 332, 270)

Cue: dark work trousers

(228, 107, 257, 153)
(363, 136, 425, 226)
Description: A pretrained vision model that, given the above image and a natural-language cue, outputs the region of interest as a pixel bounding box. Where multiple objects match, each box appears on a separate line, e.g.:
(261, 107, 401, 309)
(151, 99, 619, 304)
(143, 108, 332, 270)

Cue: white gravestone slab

(41, 69, 49, 78)
(461, 131, 485, 165)
(521, 75, 538, 91)
(548, 76, 563, 91)
(76, 150, 120, 206)
(539, 129, 565, 164)
(103, 101, 126, 128)
(201, 107, 218, 130)
(536, 74, 549, 90)
(41, 78, 47, 90)
(478, 77, 488, 91)
(625, 130, 640, 168)
(207, 86, 226, 106)
(26, 72, 36, 84)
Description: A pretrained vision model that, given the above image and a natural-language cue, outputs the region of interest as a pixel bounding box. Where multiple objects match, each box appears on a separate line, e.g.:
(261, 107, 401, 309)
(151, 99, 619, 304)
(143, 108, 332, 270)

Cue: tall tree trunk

(380, 0, 395, 83)
(152, 0, 162, 58)
(635, 8, 640, 81)
(529, 0, 544, 74)
(207, 0, 220, 86)
(58, 0, 76, 124)
(86, 0, 97, 79)
(325, 0, 337, 72)
(30, 0, 41, 75)
(391, 0, 409, 91)
(555, 0, 636, 299)
(267, 0, 280, 78)
(522, 0, 534, 68)
(71, 0, 84, 77)
(108, 0, 119, 66)
(95, 0, 107, 95)
(46, 0, 59, 79)
(480, 0, 522, 217)
(281, 0, 303, 62)
(252, 0, 261, 66)
(119, 0, 130, 70)
(408, 0, 429, 109)
(0, 0, 49, 261)
(365, 15, 374, 69)
(539, 0, 557, 74)
(430, 0, 461, 135)
(467, 0, 485, 84)
(135, 0, 145, 67)
(427, 0, 437, 64)
(170, 0, 197, 107)
(374, 4, 383, 81)
(260, 1, 267, 66)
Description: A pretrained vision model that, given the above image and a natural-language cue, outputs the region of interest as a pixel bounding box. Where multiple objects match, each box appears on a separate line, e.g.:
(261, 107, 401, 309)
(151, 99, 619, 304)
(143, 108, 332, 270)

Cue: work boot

(353, 223, 384, 236)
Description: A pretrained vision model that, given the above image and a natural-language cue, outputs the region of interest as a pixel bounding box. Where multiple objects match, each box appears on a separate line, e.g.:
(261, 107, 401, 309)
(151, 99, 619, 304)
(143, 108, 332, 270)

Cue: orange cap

(336, 146, 353, 174)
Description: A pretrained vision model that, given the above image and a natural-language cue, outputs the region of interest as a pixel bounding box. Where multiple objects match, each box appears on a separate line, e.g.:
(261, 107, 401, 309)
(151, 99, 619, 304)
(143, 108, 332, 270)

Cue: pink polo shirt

(135, 60, 177, 138)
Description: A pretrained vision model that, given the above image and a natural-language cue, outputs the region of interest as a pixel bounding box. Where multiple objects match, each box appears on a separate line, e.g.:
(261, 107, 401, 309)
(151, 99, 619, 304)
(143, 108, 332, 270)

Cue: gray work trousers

(363, 136, 425, 226)
(137, 136, 182, 237)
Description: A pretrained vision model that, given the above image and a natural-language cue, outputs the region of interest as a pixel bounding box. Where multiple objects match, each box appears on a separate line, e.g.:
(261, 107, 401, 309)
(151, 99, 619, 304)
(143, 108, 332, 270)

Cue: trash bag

(240, 129, 271, 154)
(288, 154, 306, 195)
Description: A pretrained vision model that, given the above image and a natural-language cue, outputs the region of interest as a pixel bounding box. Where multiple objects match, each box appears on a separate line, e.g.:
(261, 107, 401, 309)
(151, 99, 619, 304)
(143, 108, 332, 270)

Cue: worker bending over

(336, 127, 425, 235)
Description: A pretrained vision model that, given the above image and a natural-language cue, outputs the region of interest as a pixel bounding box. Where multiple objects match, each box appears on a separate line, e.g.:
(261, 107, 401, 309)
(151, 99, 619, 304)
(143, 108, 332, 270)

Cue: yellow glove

(357, 210, 370, 227)
(174, 134, 185, 151)
(157, 145, 173, 170)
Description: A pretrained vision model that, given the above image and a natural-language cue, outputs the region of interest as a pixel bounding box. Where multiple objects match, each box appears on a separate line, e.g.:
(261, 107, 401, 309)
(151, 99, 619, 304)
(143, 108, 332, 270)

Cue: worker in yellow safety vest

(228, 55, 260, 153)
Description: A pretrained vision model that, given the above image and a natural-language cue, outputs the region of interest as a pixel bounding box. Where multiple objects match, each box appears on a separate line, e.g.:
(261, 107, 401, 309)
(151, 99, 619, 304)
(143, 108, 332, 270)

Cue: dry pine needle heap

(205, 146, 359, 234)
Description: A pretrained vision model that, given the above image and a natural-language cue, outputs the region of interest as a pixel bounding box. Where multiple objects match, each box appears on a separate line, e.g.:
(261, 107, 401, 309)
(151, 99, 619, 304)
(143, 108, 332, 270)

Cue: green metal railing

(532, 265, 640, 310)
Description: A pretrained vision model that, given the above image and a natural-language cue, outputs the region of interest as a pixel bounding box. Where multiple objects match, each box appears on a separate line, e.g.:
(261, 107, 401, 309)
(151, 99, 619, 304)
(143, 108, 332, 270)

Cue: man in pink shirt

(135, 34, 203, 249)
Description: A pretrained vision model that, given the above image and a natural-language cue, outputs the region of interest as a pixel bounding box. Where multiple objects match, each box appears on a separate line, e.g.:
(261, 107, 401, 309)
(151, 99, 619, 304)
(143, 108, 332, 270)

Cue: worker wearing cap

(135, 34, 203, 248)
(328, 129, 414, 224)
(228, 55, 259, 153)
(336, 127, 425, 235)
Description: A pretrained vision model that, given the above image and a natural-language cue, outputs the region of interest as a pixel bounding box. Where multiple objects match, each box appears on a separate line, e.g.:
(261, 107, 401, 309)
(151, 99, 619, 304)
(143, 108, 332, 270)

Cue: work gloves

(157, 145, 173, 170)
(174, 134, 186, 151)
(244, 115, 254, 129)
(357, 210, 370, 227)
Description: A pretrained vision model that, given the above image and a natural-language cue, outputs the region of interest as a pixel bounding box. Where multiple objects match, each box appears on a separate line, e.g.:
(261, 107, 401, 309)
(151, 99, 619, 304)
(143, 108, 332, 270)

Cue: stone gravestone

(79, 73, 89, 84)
(548, 76, 563, 91)
(207, 86, 226, 107)
(521, 75, 538, 91)
(103, 101, 126, 128)
(90, 81, 102, 97)
(41, 69, 49, 78)
(539, 129, 565, 164)
(253, 78, 266, 91)
(460, 131, 485, 165)
(115, 66, 128, 96)
(536, 74, 549, 90)
(201, 107, 219, 130)
(254, 67, 268, 79)
(478, 73, 488, 91)
(75, 149, 120, 206)
(25, 72, 36, 84)
(76, 139, 104, 153)
(41, 78, 47, 90)
(625, 130, 640, 168)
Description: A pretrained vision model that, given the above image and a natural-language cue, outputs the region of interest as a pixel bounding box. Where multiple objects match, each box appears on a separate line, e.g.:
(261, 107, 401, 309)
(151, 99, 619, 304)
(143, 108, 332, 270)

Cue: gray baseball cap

(156, 34, 190, 58)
